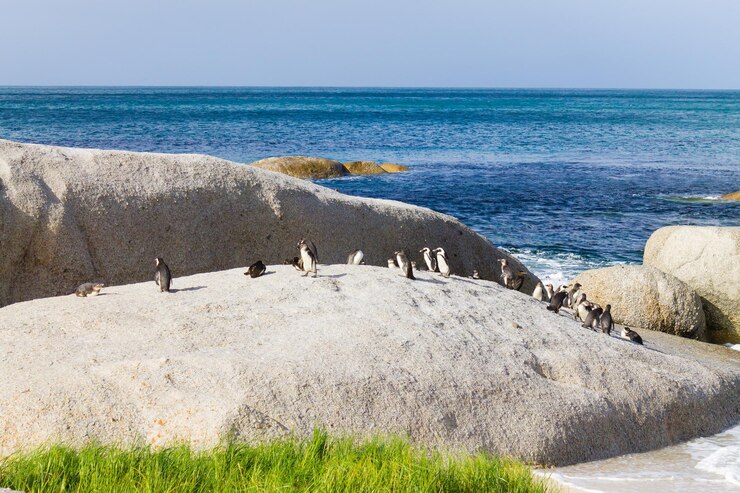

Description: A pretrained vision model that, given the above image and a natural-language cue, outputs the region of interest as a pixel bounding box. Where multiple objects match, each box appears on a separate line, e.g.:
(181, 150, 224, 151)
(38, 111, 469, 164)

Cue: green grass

(0, 430, 552, 492)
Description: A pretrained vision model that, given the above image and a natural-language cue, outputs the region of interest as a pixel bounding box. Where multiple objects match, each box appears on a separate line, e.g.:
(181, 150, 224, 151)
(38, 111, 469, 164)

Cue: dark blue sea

(1, 87, 738, 283)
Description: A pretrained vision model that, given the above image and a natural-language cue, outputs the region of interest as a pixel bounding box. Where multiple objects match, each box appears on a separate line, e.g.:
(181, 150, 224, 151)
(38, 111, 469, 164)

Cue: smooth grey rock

(0, 139, 536, 307)
(574, 265, 706, 339)
(644, 226, 740, 344)
(0, 265, 737, 466)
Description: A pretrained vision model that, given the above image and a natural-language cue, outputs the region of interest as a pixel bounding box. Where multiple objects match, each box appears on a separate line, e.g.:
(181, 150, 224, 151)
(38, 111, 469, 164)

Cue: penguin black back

(599, 304, 614, 335)
(546, 291, 568, 313)
(245, 260, 267, 278)
(154, 257, 172, 292)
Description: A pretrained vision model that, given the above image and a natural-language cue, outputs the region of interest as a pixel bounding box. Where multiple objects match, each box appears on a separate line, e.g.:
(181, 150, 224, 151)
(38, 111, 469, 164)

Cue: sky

(1, 0, 739, 88)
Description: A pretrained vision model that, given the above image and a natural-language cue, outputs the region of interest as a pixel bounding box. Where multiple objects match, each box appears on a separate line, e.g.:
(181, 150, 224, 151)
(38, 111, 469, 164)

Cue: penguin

(622, 327, 643, 345)
(347, 249, 364, 265)
(154, 257, 172, 292)
(245, 260, 267, 278)
(582, 306, 603, 330)
(546, 291, 568, 314)
(419, 247, 437, 272)
(599, 304, 614, 335)
(532, 281, 546, 301)
(298, 239, 318, 277)
(299, 238, 318, 263)
(567, 283, 582, 309)
(574, 295, 591, 321)
(544, 284, 554, 302)
(572, 291, 586, 310)
(433, 248, 451, 278)
(387, 258, 397, 268)
(511, 271, 528, 291)
(472, 270, 481, 279)
(75, 282, 104, 297)
(394, 250, 415, 279)
(498, 259, 515, 288)
(285, 257, 303, 272)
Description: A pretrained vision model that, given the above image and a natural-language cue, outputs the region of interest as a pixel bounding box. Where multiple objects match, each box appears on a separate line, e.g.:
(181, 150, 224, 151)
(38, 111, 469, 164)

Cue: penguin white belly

(437, 256, 450, 276)
(532, 285, 544, 301)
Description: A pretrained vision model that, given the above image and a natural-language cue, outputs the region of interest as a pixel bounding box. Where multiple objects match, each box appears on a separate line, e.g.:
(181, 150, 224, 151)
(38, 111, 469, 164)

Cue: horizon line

(1, 84, 740, 92)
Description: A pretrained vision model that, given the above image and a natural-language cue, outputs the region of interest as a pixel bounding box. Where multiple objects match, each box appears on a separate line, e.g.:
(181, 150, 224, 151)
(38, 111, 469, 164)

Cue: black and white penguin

(545, 283, 555, 301)
(419, 247, 437, 272)
(298, 239, 318, 277)
(546, 291, 569, 314)
(433, 248, 451, 278)
(622, 327, 643, 345)
(574, 295, 591, 321)
(245, 260, 267, 278)
(582, 306, 603, 330)
(387, 258, 397, 268)
(154, 257, 172, 292)
(599, 304, 614, 335)
(511, 271, 528, 291)
(499, 259, 515, 288)
(299, 238, 318, 264)
(472, 270, 481, 279)
(75, 282, 104, 297)
(347, 249, 364, 265)
(567, 283, 582, 309)
(394, 250, 415, 279)
(532, 281, 547, 301)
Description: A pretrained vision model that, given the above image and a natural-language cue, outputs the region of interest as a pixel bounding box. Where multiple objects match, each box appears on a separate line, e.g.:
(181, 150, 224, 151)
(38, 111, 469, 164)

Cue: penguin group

(537, 280, 643, 345)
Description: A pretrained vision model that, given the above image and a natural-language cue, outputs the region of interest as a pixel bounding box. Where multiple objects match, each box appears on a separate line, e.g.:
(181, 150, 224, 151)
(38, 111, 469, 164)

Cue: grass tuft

(0, 429, 552, 492)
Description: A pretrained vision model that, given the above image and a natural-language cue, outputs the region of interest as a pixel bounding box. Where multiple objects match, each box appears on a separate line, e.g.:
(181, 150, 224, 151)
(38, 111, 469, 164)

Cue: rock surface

(379, 163, 410, 172)
(574, 265, 706, 339)
(0, 139, 535, 307)
(342, 161, 387, 175)
(0, 265, 738, 466)
(721, 190, 740, 200)
(644, 226, 740, 344)
(250, 156, 346, 179)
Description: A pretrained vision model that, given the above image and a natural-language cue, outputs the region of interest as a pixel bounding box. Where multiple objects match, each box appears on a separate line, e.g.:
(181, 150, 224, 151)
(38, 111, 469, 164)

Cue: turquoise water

(1, 87, 738, 281)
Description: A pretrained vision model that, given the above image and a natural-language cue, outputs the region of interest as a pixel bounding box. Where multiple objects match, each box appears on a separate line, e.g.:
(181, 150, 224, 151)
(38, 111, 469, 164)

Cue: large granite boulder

(342, 161, 387, 175)
(0, 265, 737, 466)
(0, 139, 536, 307)
(574, 265, 706, 339)
(644, 226, 740, 344)
(250, 156, 347, 179)
(721, 191, 740, 200)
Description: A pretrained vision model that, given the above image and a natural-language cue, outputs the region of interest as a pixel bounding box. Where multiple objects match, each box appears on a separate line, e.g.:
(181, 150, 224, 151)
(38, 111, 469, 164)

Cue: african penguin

(245, 260, 267, 278)
(582, 306, 603, 330)
(419, 247, 437, 272)
(622, 327, 643, 345)
(544, 284, 554, 301)
(499, 259, 515, 289)
(599, 304, 614, 335)
(532, 281, 546, 301)
(567, 283, 582, 309)
(546, 291, 568, 314)
(472, 270, 481, 279)
(395, 250, 415, 279)
(387, 258, 397, 268)
(347, 249, 364, 265)
(434, 248, 451, 278)
(155, 257, 172, 292)
(298, 239, 318, 277)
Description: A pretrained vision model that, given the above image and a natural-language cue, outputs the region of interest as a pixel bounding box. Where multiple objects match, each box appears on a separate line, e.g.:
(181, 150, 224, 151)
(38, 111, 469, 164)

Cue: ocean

(0, 87, 738, 491)
(0, 87, 738, 284)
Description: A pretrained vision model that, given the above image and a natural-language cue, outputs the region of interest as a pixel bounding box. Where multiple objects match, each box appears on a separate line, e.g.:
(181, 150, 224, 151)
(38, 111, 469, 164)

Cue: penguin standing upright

(499, 259, 515, 288)
(546, 291, 568, 314)
(582, 306, 603, 330)
(434, 248, 451, 278)
(532, 281, 546, 301)
(155, 257, 172, 292)
(567, 283, 582, 308)
(419, 247, 437, 272)
(545, 284, 554, 301)
(298, 239, 318, 277)
(394, 250, 415, 279)
(599, 304, 615, 335)
(347, 249, 364, 265)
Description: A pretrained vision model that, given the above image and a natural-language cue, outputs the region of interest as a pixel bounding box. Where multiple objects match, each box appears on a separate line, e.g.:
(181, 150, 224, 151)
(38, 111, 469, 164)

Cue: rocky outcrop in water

(721, 190, 740, 200)
(574, 265, 706, 339)
(0, 265, 737, 466)
(0, 139, 532, 307)
(644, 226, 740, 344)
(342, 161, 387, 175)
(250, 156, 347, 179)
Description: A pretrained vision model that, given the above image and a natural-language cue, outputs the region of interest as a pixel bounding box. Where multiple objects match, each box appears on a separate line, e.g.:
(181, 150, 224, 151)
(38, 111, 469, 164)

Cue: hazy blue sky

(2, 0, 739, 88)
